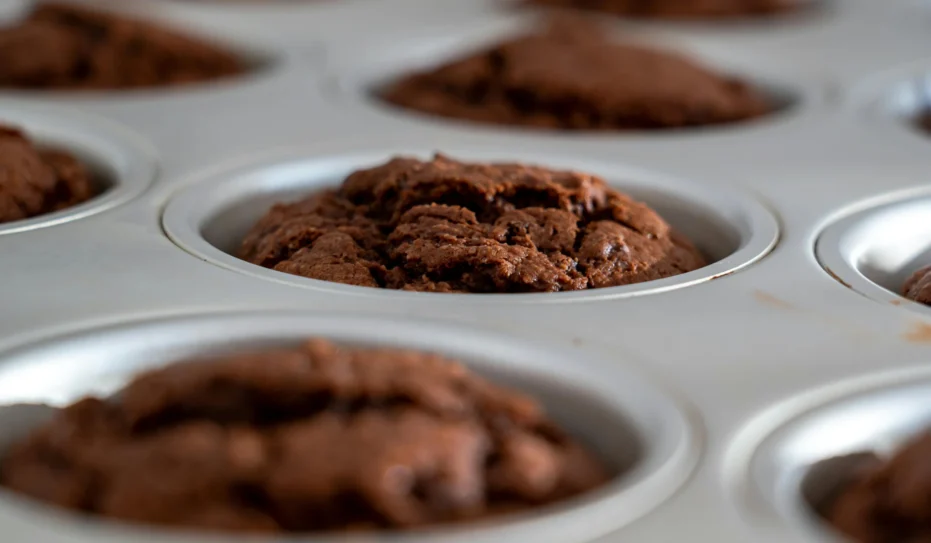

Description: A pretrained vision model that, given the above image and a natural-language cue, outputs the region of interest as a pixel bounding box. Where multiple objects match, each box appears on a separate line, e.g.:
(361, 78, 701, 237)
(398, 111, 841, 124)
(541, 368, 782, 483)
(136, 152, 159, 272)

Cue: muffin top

(381, 21, 771, 130)
(0, 2, 244, 90)
(1, 339, 609, 532)
(239, 154, 706, 293)
(904, 265, 931, 306)
(827, 431, 931, 543)
(523, 0, 795, 19)
(0, 124, 94, 224)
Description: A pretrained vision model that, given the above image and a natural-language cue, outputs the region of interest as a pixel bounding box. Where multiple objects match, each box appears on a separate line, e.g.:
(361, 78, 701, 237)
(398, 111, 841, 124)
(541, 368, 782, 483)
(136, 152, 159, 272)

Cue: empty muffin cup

(0, 311, 699, 543)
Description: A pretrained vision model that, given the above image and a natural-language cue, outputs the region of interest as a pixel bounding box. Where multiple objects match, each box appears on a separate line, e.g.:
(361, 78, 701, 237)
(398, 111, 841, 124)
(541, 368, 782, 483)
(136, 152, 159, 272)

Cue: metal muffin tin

(816, 188, 931, 319)
(162, 147, 778, 301)
(0, 0, 928, 541)
(0, 103, 157, 236)
(726, 364, 931, 543)
(0, 312, 699, 543)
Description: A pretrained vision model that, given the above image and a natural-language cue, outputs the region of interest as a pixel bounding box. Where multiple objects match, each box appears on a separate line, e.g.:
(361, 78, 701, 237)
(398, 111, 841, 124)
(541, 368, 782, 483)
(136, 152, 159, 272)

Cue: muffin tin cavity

(0, 104, 156, 236)
(816, 191, 931, 316)
(869, 72, 931, 134)
(844, 62, 931, 141)
(728, 369, 931, 543)
(0, 2, 280, 99)
(325, 16, 799, 135)
(162, 149, 778, 300)
(518, 0, 827, 21)
(0, 311, 699, 543)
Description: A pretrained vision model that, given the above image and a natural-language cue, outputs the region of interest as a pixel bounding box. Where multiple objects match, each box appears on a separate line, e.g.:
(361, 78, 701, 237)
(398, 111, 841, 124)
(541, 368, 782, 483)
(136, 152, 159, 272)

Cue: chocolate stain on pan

(754, 290, 794, 310)
(823, 267, 911, 310)
(710, 269, 738, 281)
(824, 267, 853, 290)
(903, 322, 931, 343)
(752, 290, 875, 341)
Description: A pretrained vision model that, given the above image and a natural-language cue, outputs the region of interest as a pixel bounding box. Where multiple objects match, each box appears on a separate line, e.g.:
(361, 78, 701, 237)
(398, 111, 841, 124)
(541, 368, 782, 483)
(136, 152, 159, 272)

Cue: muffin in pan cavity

(0, 1, 248, 91)
(0, 104, 156, 236)
(163, 148, 778, 301)
(729, 370, 931, 543)
(1, 339, 609, 533)
(379, 18, 777, 131)
(912, 102, 931, 136)
(904, 266, 931, 306)
(0, 124, 95, 224)
(824, 430, 931, 543)
(860, 71, 931, 140)
(518, 0, 815, 19)
(917, 114, 931, 133)
(815, 190, 931, 316)
(0, 312, 699, 543)
(169, 0, 324, 2)
(238, 153, 707, 294)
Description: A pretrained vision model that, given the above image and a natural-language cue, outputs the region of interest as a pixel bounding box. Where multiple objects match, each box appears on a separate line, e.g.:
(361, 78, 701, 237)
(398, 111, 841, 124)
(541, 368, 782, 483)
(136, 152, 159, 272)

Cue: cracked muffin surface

(904, 265, 931, 306)
(0, 2, 244, 90)
(523, 0, 795, 19)
(0, 339, 610, 533)
(239, 154, 706, 293)
(380, 23, 772, 131)
(0, 124, 94, 224)
(827, 431, 931, 543)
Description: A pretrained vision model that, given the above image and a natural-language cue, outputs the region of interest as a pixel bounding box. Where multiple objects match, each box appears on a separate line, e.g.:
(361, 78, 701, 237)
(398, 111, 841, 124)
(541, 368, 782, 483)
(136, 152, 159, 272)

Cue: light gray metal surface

(0, 0, 927, 541)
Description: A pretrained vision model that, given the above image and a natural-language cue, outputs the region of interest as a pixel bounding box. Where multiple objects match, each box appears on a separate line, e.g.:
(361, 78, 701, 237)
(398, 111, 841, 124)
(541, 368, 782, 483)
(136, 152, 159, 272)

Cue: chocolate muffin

(904, 265, 931, 306)
(0, 124, 94, 224)
(0, 2, 244, 91)
(380, 23, 772, 130)
(827, 431, 931, 543)
(0, 339, 610, 533)
(239, 154, 707, 293)
(523, 0, 795, 19)
(916, 113, 931, 134)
